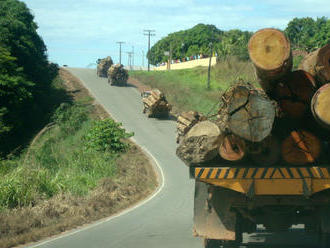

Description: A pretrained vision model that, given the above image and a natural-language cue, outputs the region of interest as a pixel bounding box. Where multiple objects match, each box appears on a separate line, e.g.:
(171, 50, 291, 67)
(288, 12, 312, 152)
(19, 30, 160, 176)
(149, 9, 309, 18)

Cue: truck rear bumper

(193, 167, 330, 196)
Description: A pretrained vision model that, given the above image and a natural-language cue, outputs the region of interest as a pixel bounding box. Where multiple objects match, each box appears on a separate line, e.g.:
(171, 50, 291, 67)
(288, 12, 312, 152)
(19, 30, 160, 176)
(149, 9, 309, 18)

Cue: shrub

(83, 119, 133, 153)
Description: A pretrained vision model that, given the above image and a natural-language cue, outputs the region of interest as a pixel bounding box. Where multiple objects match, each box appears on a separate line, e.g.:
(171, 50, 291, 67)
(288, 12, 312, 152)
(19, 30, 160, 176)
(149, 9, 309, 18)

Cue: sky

(22, 0, 330, 68)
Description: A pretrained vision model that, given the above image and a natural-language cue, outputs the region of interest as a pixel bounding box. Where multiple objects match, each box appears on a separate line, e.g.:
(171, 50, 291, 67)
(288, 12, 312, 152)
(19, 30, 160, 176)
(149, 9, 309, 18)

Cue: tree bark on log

(274, 70, 316, 119)
(218, 134, 246, 162)
(248, 28, 292, 93)
(299, 44, 330, 85)
(281, 130, 321, 165)
(220, 84, 276, 142)
(311, 83, 330, 130)
(176, 121, 222, 165)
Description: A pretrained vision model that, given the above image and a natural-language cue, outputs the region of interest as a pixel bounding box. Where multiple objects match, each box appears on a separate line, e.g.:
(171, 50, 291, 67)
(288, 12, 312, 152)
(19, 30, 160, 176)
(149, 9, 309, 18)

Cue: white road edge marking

(27, 145, 165, 248)
(26, 69, 166, 248)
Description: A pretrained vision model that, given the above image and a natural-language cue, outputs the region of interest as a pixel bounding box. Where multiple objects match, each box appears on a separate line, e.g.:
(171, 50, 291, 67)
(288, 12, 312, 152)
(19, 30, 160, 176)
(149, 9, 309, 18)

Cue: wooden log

(299, 44, 330, 85)
(248, 28, 292, 93)
(151, 89, 164, 100)
(250, 136, 280, 166)
(177, 116, 194, 127)
(274, 70, 316, 119)
(180, 111, 199, 121)
(218, 134, 246, 162)
(222, 84, 276, 142)
(176, 121, 222, 165)
(281, 130, 321, 165)
(311, 83, 330, 130)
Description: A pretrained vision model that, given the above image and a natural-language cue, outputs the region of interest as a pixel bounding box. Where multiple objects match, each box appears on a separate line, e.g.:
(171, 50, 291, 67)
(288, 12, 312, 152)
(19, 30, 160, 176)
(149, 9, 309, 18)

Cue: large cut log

(274, 70, 316, 119)
(299, 44, 330, 85)
(219, 84, 276, 142)
(248, 28, 292, 93)
(251, 135, 280, 166)
(281, 130, 321, 165)
(218, 134, 246, 162)
(311, 83, 330, 130)
(176, 121, 222, 165)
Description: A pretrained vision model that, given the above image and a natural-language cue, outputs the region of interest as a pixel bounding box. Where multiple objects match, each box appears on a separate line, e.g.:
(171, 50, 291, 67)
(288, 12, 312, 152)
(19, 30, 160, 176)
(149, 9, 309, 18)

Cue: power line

(143, 29, 155, 71)
(126, 52, 133, 70)
(116, 41, 125, 65)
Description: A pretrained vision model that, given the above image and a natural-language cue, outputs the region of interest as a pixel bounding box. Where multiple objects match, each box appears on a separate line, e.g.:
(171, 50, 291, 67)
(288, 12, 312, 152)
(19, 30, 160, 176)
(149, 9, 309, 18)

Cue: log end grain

(219, 134, 246, 162)
(281, 130, 321, 165)
(248, 28, 291, 71)
(311, 83, 330, 129)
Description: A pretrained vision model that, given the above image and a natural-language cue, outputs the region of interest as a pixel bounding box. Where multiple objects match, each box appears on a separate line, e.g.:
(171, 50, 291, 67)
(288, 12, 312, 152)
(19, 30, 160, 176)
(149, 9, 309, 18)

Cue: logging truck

(176, 29, 330, 247)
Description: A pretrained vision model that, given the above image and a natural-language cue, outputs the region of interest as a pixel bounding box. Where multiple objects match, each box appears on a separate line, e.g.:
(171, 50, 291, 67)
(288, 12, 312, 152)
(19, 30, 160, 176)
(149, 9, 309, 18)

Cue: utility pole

(143, 29, 155, 71)
(207, 42, 213, 89)
(132, 46, 134, 70)
(142, 50, 144, 68)
(126, 52, 133, 70)
(116, 41, 125, 65)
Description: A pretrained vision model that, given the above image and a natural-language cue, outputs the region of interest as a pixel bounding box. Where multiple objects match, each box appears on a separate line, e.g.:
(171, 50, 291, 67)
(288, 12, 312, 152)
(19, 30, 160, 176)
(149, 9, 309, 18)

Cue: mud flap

(194, 181, 237, 241)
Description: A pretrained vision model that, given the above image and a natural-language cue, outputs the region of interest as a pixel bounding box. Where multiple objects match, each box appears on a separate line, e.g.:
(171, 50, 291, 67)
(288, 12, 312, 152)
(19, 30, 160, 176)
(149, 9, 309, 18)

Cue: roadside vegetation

(0, 70, 157, 248)
(130, 57, 256, 115)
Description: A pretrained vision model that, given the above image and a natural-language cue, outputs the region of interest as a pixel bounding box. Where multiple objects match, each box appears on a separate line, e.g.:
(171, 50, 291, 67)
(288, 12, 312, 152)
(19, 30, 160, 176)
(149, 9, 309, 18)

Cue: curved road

(28, 68, 318, 248)
(29, 68, 203, 248)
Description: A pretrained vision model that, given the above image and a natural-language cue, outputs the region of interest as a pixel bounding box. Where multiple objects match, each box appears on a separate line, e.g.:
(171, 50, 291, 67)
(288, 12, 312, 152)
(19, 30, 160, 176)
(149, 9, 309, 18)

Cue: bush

(83, 119, 134, 153)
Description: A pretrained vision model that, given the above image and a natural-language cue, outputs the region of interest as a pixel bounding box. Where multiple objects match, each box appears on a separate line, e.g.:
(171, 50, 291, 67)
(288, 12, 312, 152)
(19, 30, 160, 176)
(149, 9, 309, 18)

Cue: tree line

(0, 0, 59, 155)
(148, 17, 329, 65)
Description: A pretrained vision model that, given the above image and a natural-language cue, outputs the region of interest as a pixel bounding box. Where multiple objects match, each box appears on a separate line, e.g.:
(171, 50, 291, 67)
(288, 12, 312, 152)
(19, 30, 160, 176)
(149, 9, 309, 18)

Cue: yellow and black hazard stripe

(194, 167, 330, 179)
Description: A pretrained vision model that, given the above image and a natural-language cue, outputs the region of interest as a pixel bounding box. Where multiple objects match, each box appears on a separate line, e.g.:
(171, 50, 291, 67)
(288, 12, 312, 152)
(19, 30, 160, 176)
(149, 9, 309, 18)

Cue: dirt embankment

(0, 69, 158, 248)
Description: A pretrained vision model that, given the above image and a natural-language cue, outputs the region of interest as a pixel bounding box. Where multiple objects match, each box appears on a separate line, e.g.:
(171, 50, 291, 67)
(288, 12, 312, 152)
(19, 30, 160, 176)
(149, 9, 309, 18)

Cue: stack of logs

(142, 89, 172, 118)
(177, 28, 330, 167)
(107, 64, 128, 86)
(97, 56, 113, 77)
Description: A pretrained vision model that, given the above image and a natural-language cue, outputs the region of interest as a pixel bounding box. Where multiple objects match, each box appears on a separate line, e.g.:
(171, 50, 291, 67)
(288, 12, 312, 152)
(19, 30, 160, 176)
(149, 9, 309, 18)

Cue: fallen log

(299, 44, 330, 85)
(176, 121, 222, 165)
(248, 28, 292, 93)
(220, 84, 276, 142)
(218, 134, 246, 162)
(274, 70, 316, 119)
(311, 83, 330, 130)
(281, 130, 321, 165)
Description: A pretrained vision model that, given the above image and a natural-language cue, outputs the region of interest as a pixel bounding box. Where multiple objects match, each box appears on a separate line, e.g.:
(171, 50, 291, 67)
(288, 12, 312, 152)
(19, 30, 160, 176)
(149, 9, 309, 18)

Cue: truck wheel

(203, 239, 221, 248)
(235, 213, 243, 244)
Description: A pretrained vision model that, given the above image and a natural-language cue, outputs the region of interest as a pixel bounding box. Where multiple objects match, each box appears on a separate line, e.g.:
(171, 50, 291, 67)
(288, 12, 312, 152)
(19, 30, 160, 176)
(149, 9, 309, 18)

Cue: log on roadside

(274, 70, 317, 119)
(311, 83, 330, 130)
(176, 121, 222, 165)
(281, 130, 321, 165)
(219, 84, 276, 142)
(248, 28, 292, 93)
(299, 44, 330, 85)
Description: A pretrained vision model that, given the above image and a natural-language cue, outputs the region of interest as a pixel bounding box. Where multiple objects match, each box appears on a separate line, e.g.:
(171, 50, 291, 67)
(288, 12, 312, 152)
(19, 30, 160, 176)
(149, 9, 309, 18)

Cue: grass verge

(0, 69, 158, 248)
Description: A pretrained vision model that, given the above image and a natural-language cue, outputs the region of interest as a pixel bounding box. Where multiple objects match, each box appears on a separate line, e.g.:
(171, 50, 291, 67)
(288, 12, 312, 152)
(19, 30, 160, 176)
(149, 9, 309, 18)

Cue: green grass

(130, 57, 257, 115)
(0, 78, 132, 210)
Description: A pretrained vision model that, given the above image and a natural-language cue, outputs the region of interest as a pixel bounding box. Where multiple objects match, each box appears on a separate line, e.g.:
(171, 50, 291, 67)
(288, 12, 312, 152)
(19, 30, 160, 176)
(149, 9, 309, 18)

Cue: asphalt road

(27, 68, 319, 248)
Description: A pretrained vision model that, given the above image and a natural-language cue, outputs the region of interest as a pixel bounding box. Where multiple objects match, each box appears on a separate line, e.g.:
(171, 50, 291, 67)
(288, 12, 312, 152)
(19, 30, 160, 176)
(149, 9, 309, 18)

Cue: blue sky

(22, 0, 329, 68)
